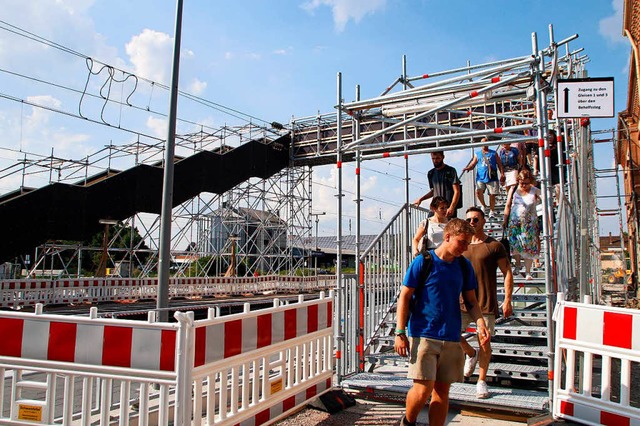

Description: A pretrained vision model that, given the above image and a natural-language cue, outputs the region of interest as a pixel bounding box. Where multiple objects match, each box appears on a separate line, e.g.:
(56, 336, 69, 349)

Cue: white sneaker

(476, 380, 489, 399)
(464, 350, 478, 377)
(489, 210, 496, 219)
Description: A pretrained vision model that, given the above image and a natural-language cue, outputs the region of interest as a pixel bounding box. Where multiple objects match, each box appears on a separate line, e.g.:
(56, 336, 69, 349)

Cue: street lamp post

(157, 0, 183, 322)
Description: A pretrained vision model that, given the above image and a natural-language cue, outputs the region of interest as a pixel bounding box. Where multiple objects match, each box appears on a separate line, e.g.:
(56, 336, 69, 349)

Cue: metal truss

(5, 120, 310, 278)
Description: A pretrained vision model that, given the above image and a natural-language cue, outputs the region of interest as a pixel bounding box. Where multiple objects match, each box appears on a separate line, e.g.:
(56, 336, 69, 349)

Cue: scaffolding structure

(300, 26, 606, 400)
(2, 123, 312, 278)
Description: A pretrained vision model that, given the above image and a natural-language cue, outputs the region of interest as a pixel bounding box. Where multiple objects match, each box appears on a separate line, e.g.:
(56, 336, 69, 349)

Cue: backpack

(410, 249, 469, 314)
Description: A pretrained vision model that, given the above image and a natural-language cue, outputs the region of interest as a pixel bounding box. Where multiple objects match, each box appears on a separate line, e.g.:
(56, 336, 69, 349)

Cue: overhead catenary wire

(0, 19, 278, 133)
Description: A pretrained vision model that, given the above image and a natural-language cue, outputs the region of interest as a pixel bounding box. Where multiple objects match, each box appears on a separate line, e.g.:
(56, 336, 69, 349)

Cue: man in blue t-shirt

(394, 219, 490, 426)
(462, 138, 504, 219)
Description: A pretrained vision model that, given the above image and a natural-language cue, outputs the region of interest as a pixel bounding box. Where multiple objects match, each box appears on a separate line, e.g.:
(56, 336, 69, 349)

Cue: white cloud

(274, 47, 294, 56)
(302, 0, 387, 32)
(223, 51, 261, 61)
(25, 95, 62, 127)
(599, 0, 625, 44)
(146, 115, 168, 139)
(188, 78, 207, 96)
(125, 29, 173, 83)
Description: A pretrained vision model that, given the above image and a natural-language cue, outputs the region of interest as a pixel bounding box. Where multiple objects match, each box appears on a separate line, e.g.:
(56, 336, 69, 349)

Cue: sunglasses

(466, 217, 481, 223)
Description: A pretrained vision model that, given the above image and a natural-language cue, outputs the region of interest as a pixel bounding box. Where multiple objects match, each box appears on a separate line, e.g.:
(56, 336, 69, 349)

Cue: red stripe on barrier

(327, 301, 333, 327)
(102, 326, 133, 367)
(255, 408, 271, 425)
(48, 322, 77, 362)
(0, 318, 23, 357)
(224, 320, 242, 358)
(160, 329, 176, 371)
(283, 395, 296, 412)
(563, 307, 577, 339)
(603, 312, 632, 349)
(284, 309, 297, 340)
(194, 327, 206, 367)
(560, 401, 574, 416)
(306, 385, 317, 400)
(308, 304, 318, 333)
(601, 411, 630, 426)
(326, 378, 331, 389)
(257, 313, 272, 348)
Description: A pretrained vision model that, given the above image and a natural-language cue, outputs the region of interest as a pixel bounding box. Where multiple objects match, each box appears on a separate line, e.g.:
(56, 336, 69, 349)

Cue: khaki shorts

(476, 180, 499, 195)
(461, 312, 496, 336)
(407, 337, 464, 383)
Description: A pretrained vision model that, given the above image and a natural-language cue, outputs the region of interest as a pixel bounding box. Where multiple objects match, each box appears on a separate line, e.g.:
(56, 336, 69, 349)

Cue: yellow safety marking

(270, 378, 283, 395)
(18, 404, 42, 422)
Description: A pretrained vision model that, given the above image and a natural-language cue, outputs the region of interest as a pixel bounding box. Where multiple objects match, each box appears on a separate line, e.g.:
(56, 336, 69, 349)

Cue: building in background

(617, 0, 640, 294)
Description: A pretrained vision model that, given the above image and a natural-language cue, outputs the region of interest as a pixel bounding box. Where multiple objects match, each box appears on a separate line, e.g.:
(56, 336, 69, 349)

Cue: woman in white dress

(411, 196, 449, 257)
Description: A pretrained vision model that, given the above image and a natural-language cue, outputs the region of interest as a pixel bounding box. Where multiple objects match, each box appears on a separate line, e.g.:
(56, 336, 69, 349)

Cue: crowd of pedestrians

(398, 134, 561, 425)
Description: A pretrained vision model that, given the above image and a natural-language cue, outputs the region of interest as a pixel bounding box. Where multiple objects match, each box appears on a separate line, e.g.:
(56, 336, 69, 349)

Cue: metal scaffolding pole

(354, 84, 364, 371)
(532, 31, 556, 403)
(335, 72, 345, 381)
(579, 121, 591, 301)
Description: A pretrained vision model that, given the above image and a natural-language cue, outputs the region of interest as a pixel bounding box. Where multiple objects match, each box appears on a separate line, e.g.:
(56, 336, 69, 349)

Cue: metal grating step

(465, 341, 548, 359)
(341, 372, 549, 413)
(489, 362, 548, 382)
(499, 293, 547, 303)
(511, 309, 548, 322)
(495, 324, 547, 338)
(366, 354, 548, 381)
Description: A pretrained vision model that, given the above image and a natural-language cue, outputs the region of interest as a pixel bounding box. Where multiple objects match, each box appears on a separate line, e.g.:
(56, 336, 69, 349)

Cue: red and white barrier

(0, 292, 334, 425)
(553, 300, 640, 425)
(0, 275, 337, 309)
(0, 313, 177, 372)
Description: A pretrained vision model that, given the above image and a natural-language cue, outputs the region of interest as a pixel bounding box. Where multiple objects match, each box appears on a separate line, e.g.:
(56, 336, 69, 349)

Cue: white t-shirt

(419, 218, 447, 250)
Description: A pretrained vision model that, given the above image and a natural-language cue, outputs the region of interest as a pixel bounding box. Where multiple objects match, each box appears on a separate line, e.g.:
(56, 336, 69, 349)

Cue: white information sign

(557, 78, 614, 118)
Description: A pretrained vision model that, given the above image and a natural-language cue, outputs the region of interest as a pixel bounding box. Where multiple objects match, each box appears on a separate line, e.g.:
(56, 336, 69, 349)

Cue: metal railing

(350, 204, 428, 373)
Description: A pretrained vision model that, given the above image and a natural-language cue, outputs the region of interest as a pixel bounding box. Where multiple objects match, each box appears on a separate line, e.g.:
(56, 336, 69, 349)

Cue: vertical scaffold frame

(323, 25, 595, 400)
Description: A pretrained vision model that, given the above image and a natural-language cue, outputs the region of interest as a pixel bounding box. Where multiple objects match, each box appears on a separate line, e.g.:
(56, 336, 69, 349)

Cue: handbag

(482, 151, 498, 181)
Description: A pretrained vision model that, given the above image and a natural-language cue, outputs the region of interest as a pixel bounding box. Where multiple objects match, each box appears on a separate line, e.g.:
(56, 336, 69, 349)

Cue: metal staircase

(342, 194, 553, 414)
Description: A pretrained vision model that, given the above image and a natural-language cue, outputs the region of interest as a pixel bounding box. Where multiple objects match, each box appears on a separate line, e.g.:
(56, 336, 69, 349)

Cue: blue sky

(0, 0, 629, 238)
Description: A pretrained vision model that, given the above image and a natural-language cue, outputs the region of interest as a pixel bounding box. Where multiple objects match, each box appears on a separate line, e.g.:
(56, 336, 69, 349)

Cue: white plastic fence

(0, 292, 334, 425)
(553, 299, 640, 425)
(0, 275, 336, 309)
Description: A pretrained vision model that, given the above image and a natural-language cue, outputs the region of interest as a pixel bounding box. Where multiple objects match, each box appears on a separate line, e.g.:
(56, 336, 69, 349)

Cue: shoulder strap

(418, 250, 433, 290)
(458, 256, 469, 289)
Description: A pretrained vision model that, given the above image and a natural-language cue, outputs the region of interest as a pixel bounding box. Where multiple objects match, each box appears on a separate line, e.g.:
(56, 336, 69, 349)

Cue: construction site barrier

(553, 299, 640, 425)
(0, 291, 333, 425)
(0, 275, 337, 309)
